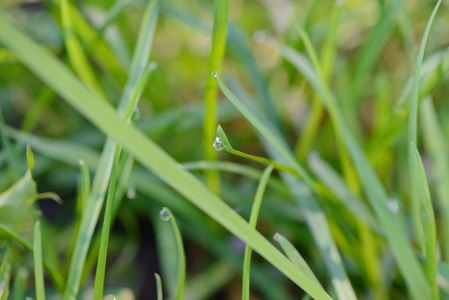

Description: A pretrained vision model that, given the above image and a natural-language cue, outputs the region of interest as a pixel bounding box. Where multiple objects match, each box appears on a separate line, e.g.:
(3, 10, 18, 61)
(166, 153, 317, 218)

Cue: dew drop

(212, 71, 217, 78)
(132, 107, 141, 121)
(253, 30, 267, 43)
(213, 137, 224, 151)
(273, 233, 280, 241)
(127, 187, 136, 199)
(159, 209, 170, 221)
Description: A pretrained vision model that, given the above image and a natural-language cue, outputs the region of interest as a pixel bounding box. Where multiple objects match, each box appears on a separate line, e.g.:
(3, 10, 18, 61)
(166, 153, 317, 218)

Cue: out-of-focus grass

(1, 0, 449, 299)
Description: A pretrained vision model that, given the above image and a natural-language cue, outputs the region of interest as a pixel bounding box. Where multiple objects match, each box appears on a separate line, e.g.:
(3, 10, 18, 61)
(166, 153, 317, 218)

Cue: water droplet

(148, 61, 158, 70)
(132, 107, 141, 121)
(213, 137, 224, 151)
(387, 198, 399, 213)
(336, 0, 344, 6)
(212, 71, 217, 78)
(253, 30, 267, 43)
(127, 188, 136, 199)
(273, 233, 280, 241)
(159, 209, 170, 221)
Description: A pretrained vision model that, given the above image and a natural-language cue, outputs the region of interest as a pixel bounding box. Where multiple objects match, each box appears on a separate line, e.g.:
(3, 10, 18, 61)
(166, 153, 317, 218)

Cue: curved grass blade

(421, 97, 449, 261)
(155, 273, 163, 300)
(217, 125, 297, 176)
(33, 221, 45, 300)
(60, 0, 104, 98)
(203, 0, 229, 194)
(410, 143, 438, 300)
(93, 149, 121, 300)
(0, 12, 333, 299)
(274, 233, 321, 288)
(242, 165, 274, 300)
(160, 207, 185, 300)
(216, 75, 356, 300)
(12, 267, 28, 300)
(0, 225, 65, 293)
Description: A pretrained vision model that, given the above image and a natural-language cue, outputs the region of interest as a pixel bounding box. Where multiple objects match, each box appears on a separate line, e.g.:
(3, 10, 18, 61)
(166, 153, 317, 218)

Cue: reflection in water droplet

(213, 137, 224, 151)
(159, 209, 170, 221)
(273, 233, 280, 241)
(127, 188, 136, 199)
(253, 30, 267, 43)
(212, 71, 217, 78)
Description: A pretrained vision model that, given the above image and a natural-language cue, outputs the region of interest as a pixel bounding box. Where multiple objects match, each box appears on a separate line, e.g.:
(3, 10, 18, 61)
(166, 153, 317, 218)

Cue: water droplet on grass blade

(127, 187, 136, 199)
(213, 137, 224, 151)
(212, 71, 217, 78)
(253, 30, 267, 43)
(159, 209, 170, 221)
(273, 233, 280, 241)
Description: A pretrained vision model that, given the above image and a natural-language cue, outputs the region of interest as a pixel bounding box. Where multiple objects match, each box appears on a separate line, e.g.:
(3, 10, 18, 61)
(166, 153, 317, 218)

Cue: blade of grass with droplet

(33, 221, 45, 300)
(407, 0, 441, 256)
(216, 76, 356, 300)
(12, 267, 28, 300)
(410, 143, 438, 299)
(60, 0, 104, 98)
(242, 165, 274, 300)
(217, 125, 298, 176)
(0, 13, 333, 299)
(274, 233, 321, 288)
(203, 0, 229, 194)
(420, 97, 449, 261)
(155, 273, 163, 300)
(0, 225, 65, 293)
(160, 207, 186, 300)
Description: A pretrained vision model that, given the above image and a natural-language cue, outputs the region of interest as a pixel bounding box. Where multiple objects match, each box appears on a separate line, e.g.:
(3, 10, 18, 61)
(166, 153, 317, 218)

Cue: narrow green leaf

(12, 267, 28, 300)
(33, 221, 45, 300)
(26, 140, 34, 171)
(407, 0, 442, 256)
(410, 143, 438, 300)
(0, 11, 332, 299)
(242, 165, 274, 300)
(274, 233, 321, 288)
(0, 249, 11, 300)
(155, 273, 163, 300)
(203, 0, 229, 193)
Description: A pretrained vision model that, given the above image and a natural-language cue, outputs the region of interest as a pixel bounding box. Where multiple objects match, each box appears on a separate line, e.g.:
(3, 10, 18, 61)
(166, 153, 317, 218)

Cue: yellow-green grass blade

(60, 0, 104, 98)
(0, 225, 65, 293)
(242, 165, 274, 300)
(274, 233, 321, 288)
(410, 143, 438, 300)
(160, 207, 186, 300)
(215, 76, 356, 300)
(33, 221, 46, 300)
(0, 11, 332, 300)
(203, 0, 229, 194)
(155, 273, 163, 300)
(421, 97, 449, 261)
(217, 125, 298, 176)
(93, 148, 121, 300)
(26, 140, 35, 171)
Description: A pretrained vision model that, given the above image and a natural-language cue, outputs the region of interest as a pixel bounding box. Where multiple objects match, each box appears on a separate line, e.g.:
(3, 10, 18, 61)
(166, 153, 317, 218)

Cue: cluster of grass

(0, 0, 449, 299)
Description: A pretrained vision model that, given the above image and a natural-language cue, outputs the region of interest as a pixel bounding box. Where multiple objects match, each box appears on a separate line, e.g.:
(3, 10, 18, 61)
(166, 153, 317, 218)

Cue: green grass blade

(421, 97, 449, 261)
(0, 107, 21, 180)
(60, 0, 104, 98)
(0, 225, 65, 293)
(78, 159, 90, 211)
(93, 149, 121, 300)
(274, 233, 321, 288)
(411, 143, 438, 300)
(12, 267, 28, 300)
(155, 273, 163, 300)
(0, 249, 11, 300)
(26, 140, 34, 171)
(160, 207, 186, 300)
(216, 125, 297, 176)
(242, 165, 274, 300)
(203, 0, 229, 194)
(33, 221, 46, 300)
(0, 12, 332, 299)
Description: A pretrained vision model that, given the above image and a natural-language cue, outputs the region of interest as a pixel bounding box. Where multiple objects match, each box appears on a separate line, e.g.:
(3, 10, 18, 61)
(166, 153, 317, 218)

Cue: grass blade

(242, 165, 274, 300)
(159, 207, 186, 300)
(12, 267, 28, 300)
(33, 221, 45, 300)
(203, 0, 229, 194)
(274, 233, 322, 288)
(0, 12, 332, 299)
(407, 0, 442, 255)
(155, 273, 163, 300)
(0, 249, 11, 300)
(410, 143, 438, 300)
